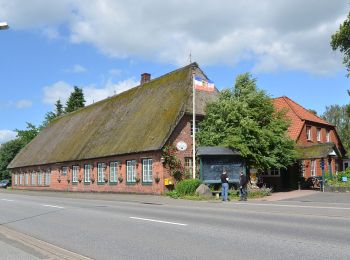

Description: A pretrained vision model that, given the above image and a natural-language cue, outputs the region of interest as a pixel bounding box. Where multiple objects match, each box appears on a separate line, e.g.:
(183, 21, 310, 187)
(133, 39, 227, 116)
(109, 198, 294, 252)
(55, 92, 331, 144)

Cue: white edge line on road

(130, 217, 188, 226)
(42, 204, 64, 209)
(1, 199, 14, 202)
(236, 202, 350, 210)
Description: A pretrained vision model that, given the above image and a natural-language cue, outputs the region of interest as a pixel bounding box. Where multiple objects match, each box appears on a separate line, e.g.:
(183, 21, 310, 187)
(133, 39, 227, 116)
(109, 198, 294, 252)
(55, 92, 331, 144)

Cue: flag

(193, 76, 215, 92)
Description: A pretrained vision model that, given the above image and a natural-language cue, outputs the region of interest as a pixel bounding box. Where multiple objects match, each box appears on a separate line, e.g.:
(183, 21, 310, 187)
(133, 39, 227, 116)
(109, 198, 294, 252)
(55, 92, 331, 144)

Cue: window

(97, 163, 105, 183)
(20, 174, 23, 185)
(317, 128, 321, 142)
(185, 157, 193, 176)
(126, 160, 136, 183)
(14, 174, 18, 185)
(345, 162, 349, 170)
(38, 171, 43, 185)
(262, 168, 280, 177)
(61, 167, 68, 176)
(45, 169, 50, 186)
(306, 126, 312, 141)
(25, 173, 29, 185)
(326, 130, 331, 142)
(142, 159, 153, 183)
(109, 162, 118, 183)
(72, 166, 79, 183)
(31, 171, 36, 186)
(190, 120, 200, 136)
(311, 160, 316, 176)
(84, 164, 91, 183)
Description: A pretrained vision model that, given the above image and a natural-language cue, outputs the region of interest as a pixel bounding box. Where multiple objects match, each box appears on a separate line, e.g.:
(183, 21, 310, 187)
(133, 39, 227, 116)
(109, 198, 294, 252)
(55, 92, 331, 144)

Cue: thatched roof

(9, 63, 219, 169)
(295, 143, 341, 159)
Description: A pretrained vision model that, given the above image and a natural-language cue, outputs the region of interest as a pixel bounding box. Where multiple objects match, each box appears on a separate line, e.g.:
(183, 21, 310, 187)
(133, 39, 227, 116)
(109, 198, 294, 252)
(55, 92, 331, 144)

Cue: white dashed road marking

(130, 217, 188, 226)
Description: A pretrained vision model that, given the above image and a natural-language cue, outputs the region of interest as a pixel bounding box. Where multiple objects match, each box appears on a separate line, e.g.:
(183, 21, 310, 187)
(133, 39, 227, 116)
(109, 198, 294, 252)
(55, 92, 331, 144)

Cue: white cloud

(1, 0, 348, 74)
(16, 99, 32, 109)
(64, 64, 87, 73)
(42, 78, 138, 106)
(0, 130, 17, 144)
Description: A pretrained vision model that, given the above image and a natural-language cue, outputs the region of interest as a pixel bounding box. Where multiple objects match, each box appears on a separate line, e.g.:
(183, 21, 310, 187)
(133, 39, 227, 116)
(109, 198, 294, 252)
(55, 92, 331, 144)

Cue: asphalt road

(0, 190, 350, 260)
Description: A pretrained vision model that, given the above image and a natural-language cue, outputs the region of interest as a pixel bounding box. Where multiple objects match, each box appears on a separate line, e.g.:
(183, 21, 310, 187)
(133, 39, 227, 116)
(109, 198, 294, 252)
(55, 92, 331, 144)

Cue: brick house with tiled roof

(269, 96, 346, 190)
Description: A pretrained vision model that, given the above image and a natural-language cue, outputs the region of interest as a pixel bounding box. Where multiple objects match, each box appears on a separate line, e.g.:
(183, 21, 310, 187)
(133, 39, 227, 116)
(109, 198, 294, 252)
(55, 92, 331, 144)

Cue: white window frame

(190, 120, 200, 136)
(311, 160, 316, 177)
(25, 173, 29, 185)
(61, 166, 68, 176)
(326, 130, 331, 142)
(72, 166, 79, 183)
(20, 174, 23, 185)
(126, 160, 136, 183)
(97, 163, 105, 183)
(109, 162, 118, 183)
(142, 159, 153, 183)
(317, 128, 321, 142)
(184, 157, 193, 175)
(84, 164, 91, 183)
(38, 171, 43, 186)
(14, 174, 18, 185)
(31, 171, 36, 186)
(306, 126, 312, 141)
(262, 168, 280, 177)
(45, 169, 50, 186)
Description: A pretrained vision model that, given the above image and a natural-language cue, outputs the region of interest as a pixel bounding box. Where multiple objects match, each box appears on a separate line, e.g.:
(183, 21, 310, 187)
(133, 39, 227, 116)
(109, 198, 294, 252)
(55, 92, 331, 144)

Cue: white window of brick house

(31, 171, 36, 186)
(45, 169, 50, 186)
(184, 157, 193, 176)
(97, 163, 105, 183)
(306, 126, 312, 141)
(61, 167, 68, 176)
(190, 120, 200, 136)
(262, 168, 280, 177)
(311, 160, 316, 176)
(109, 162, 118, 183)
(142, 159, 153, 183)
(326, 130, 331, 142)
(25, 173, 29, 185)
(20, 174, 23, 185)
(38, 171, 43, 185)
(14, 174, 18, 185)
(72, 166, 79, 183)
(126, 160, 136, 183)
(317, 128, 321, 142)
(84, 164, 91, 183)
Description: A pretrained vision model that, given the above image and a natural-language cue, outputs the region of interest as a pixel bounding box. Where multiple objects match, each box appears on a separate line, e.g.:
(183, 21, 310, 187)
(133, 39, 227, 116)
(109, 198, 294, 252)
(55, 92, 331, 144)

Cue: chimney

(140, 73, 151, 85)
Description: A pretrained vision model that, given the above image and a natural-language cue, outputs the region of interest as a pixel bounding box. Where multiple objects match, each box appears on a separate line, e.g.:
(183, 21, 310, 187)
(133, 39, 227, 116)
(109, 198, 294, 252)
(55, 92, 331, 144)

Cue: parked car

(0, 179, 11, 188)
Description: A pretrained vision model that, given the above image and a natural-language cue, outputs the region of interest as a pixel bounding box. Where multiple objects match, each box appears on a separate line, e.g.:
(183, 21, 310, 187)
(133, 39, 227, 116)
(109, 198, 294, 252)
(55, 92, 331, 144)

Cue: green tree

(15, 122, 40, 145)
(197, 73, 296, 170)
(55, 99, 64, 116)
(331, 12, 350, 76)
(0, 139, 24, 179)
(65, 86, 85, 113)
(322, 104, 350, 154)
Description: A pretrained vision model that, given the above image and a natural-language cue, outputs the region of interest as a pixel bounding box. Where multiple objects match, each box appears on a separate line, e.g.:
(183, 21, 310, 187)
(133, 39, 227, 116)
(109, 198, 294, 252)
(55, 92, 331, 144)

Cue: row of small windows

(306, 126, 331, 142)
(14, 170, 50, 186)
(61, 159, 154, 184)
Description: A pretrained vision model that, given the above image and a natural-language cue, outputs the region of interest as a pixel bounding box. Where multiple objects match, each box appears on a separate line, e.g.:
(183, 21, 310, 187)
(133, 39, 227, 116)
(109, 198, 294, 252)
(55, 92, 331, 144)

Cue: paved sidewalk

(254, 189, 318, 201)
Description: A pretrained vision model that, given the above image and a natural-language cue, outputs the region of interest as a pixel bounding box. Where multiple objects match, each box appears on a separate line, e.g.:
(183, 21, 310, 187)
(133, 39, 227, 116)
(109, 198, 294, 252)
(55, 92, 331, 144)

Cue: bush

(336, 168, 350, 182)
(175, 179, 202, 196)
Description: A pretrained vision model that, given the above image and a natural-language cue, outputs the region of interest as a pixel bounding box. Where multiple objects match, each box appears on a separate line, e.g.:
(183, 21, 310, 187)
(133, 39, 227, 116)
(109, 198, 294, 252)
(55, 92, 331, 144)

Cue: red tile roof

(273, 96, 333, 141)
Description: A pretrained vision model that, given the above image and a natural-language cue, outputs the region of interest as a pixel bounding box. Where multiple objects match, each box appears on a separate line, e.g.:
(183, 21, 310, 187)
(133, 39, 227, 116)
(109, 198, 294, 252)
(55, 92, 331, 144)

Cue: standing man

(239, 172, 248, 201)
(220, 168, 229, 201)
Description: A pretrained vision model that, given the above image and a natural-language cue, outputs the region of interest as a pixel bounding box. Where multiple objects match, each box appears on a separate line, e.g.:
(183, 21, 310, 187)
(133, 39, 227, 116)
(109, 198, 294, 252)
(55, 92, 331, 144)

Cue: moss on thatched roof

(295, 143, 341, 159)
(9, 63, 219, 168)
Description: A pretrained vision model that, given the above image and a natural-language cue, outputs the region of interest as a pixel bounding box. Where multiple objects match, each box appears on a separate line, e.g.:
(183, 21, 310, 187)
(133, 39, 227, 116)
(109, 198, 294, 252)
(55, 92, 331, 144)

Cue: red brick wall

(11, 114, 195, 194)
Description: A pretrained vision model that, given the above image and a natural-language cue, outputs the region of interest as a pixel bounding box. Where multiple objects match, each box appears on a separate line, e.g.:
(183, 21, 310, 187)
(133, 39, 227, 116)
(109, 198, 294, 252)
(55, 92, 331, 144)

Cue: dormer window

(306, 126, 312, 141)
(317, 128, 321, 142)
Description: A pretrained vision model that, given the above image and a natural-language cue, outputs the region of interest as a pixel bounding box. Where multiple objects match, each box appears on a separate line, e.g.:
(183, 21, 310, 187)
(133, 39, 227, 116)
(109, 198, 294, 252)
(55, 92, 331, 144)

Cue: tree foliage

(331, 12, 350, 76)
(65, 86, 85, 113)
(197, 73, 296, 170)
(322, 104, 350, 154)
(0, 139, 24, 179)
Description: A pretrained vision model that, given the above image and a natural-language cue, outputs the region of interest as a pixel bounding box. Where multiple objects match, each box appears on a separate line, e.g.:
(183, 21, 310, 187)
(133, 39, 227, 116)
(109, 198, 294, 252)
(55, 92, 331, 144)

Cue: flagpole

(192, 72, 196, 179)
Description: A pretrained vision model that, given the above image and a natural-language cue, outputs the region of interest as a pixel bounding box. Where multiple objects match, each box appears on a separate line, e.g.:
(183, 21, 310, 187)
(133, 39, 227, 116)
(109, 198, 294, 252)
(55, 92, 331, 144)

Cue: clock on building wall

(176, 141, 187, 151)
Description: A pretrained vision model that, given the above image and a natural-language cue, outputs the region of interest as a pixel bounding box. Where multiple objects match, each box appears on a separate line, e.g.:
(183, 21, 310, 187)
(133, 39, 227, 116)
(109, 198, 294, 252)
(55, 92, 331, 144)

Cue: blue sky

(0, 0, 349, 143)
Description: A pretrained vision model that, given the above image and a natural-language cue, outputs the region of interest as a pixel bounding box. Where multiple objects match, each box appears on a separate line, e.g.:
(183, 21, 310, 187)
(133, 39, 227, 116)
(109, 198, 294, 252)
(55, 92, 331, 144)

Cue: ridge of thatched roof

(295, 143, 341, 159)
(9, 63, 219, 169)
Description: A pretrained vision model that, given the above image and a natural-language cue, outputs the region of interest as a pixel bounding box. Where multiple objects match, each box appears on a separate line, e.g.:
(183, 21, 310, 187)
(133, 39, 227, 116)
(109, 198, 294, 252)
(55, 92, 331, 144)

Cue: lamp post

(0, 22, 9, 30)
